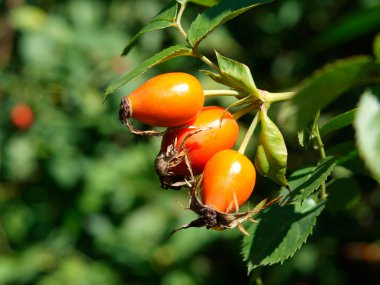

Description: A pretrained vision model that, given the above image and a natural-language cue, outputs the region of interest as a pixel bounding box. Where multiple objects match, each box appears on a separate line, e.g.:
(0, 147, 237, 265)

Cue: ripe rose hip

(169, 149, 262, 236)
(201, 149, 256, 213)
(119, 72, 204, 131)
(10, 104, 34, 130)
(155, 106, 239, 188)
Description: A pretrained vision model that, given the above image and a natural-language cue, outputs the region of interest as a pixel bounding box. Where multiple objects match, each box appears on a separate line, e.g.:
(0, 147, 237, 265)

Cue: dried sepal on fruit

(169, 149, 280, 236)
(155, 128, 201, 190)
(155, 107, 239, 189)
(119, 72, 204, 136)
(119, 97, 166, 136)
(169, 178, 280, 237)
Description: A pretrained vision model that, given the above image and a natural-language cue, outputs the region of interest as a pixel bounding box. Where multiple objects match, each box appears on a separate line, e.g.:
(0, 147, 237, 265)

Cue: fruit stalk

(203, 89, 242, 98)
(238, 110, 260, 154)
(175, 0, 189, 40)
(312, 111, 327, 199)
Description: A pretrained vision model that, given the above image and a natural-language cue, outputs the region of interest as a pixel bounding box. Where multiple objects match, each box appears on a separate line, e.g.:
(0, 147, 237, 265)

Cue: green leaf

(374, 33, 380, 61)
(215, 51, 257, 94)
(103, 45, 193, 101)
(190, 0, 222, 7)
(281, 157, 336, 204)
(320, 109, 357, 137)
(188, 0, 272, 47)
(254, 110, 288, 186)
(279, 56, 380, 133)
(121, 1, 178, 56)
(242, 199, 325, 272)
(354, 89, 380, 183)
(326, 178, 360, 213)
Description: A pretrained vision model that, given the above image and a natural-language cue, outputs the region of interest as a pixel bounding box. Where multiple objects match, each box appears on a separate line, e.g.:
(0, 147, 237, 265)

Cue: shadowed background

(1, 0, 380, 284)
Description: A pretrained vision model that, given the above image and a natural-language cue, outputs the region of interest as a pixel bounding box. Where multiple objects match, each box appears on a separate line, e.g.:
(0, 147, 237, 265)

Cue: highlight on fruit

(119, 72, 204, 135)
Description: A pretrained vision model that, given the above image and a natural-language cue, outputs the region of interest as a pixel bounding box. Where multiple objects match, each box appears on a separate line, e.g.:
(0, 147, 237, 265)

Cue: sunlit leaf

(121, 1, 178, 56)
(354, 89, 380, 183)
(103, 45, 193, 100)
(280, 157, 336, 204)
(279, 56, 380, 133)
(242, 199, 325, 272)
(188, 0, 272, 47)
(215, 51, 257, 94)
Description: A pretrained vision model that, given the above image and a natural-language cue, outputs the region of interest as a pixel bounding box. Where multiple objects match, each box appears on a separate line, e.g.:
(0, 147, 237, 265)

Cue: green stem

(200, 54, 221, 72)
(313, 110, 327, 199)
(175, 0, 189, 40)
(238, 111, 260, 154)
(266, 91, 296, 103)
(192, 47, 221, 73)
(204, 89, 242, 97)
(315, 126, 326, 159)
(233, 103, 258, 120)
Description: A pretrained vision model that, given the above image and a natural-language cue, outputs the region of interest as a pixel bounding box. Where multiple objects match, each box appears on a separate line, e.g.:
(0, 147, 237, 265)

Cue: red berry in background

(10, 104, 34, 130)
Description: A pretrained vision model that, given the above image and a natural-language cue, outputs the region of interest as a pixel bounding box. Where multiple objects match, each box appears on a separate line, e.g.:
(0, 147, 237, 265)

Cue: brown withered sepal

(169, 177, 281, 237)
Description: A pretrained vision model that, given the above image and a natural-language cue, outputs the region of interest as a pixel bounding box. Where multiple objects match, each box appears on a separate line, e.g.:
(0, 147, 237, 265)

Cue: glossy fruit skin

(159, 106, 239, 176)
(125, 72, 204, 127)
(201, 149, 256, 213)
(10, 104, 34, 130)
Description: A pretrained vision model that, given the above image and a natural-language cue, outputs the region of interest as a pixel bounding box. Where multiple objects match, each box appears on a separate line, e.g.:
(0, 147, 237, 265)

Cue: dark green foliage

(2, 0, 380, 284)
(242, 199, 325, 271)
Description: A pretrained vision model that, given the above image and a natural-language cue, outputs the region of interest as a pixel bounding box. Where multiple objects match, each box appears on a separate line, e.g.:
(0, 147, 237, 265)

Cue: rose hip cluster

(119, 72, 271, 234)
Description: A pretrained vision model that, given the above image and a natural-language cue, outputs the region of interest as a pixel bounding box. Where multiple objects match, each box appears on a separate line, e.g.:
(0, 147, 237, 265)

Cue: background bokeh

(1, 0, 380, 284)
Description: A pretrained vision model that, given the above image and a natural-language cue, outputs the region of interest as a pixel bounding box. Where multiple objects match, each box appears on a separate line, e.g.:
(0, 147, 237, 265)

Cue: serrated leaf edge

(121, 1, 179, 55)
(241, 203, 325, 272)
(282, 157, 336, 204)
(188, 0, 272, 47)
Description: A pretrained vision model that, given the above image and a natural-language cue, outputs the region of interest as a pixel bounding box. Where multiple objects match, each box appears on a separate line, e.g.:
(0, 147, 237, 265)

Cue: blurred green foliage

(1, 0, 380, 284)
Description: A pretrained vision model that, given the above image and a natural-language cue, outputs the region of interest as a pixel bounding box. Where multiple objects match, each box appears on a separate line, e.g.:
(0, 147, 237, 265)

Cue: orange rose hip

(119, 72, 204, 129)
(201, 150, 256, 213)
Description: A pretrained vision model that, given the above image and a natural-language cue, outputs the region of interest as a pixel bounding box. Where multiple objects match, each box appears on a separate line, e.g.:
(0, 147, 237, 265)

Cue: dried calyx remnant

(154, 129, 203, 190)
(119, 97, 164, 136)
(154, 145, 194, 190)
(169, 178, 281, 237)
